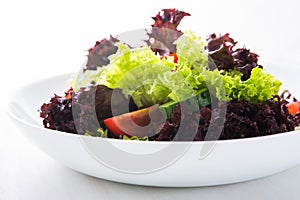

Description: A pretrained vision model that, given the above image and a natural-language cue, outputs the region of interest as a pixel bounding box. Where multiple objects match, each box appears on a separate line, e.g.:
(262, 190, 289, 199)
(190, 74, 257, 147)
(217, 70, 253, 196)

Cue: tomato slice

(103, 105, 164, 138)
(287, 101, 300, 115)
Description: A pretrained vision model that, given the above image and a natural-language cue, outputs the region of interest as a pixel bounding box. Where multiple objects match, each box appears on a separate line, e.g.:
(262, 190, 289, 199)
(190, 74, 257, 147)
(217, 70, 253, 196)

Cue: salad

(40, 8, 300, 141)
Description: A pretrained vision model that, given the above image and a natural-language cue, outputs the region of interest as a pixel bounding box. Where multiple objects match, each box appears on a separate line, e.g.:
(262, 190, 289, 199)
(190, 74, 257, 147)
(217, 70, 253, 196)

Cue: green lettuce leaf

(122, 135, 149, 141)
(223, 68, 282, 103)
(84, 128, 108, 138)
(175, 30, 207, 71)
(174, 30, 210, 93)
(101, 43, 196, 108)
(200, 68, 282, 103)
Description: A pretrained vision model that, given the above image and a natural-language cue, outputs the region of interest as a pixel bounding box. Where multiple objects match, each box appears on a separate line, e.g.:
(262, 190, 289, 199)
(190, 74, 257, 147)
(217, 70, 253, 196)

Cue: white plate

(7, 73, 300, 187)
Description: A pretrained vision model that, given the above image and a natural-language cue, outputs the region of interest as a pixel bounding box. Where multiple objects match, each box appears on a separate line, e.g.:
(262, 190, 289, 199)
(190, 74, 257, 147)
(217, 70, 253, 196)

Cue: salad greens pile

(40, 8, 299, 141)
(72, 31, 281, 107)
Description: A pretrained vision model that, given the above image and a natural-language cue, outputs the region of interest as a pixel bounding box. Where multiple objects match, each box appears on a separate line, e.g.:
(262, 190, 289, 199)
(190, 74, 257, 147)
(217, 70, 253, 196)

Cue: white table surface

(1, 0, 300, 199)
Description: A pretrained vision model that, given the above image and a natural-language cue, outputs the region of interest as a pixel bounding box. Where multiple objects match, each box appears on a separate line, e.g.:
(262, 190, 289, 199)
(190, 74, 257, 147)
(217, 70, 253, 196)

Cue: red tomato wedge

(287, 101, 300, 115)
(103, 105, 165, 138)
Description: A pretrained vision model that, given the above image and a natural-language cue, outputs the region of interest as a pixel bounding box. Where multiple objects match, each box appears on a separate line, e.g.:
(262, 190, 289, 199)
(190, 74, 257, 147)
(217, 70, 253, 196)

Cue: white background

(1, 0, 300, 199)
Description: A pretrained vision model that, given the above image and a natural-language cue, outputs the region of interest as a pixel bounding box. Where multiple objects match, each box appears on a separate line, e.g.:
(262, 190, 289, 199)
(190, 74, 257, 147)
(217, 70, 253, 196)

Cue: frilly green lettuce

(123, 135, 149, 141)
(103, 43, 195, 108)
(200, 68, 282, 103)
(84, 128, 108, 138)
(223, 68, 282, 103)
(175, 30, 210, 93)
(175, 30, 207, 71)
(71, 31, 282, 108)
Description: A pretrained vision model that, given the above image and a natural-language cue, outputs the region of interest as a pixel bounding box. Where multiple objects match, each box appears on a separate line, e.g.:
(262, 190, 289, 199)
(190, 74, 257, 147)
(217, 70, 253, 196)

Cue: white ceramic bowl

(8, 73, 300, 187)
